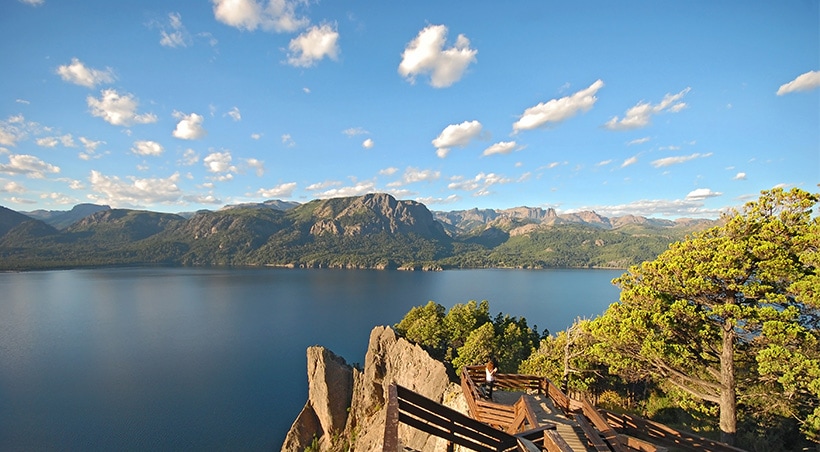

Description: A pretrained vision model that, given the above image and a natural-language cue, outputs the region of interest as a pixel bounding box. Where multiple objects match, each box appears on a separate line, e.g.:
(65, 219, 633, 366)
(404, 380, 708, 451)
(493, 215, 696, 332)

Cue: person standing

(485, 360, 498, 400)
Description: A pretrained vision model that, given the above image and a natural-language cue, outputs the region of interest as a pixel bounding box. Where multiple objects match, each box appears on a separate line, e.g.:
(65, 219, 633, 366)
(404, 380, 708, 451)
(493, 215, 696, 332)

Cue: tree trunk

(719, 322, 737, 446)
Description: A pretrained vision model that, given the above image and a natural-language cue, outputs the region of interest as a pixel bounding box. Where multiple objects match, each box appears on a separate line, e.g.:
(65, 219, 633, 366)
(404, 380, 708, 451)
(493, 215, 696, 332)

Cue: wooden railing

(601, 410, 748, 452)
(384, 383, 555, 452)
(461, 367, 542, 434)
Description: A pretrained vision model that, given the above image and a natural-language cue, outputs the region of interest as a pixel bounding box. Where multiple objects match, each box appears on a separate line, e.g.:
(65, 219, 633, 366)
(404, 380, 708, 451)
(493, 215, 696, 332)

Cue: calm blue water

(0, 267, 622, 450)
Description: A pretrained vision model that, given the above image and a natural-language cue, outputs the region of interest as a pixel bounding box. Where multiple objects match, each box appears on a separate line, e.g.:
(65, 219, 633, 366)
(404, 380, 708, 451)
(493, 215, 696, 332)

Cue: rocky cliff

(282, 326, 466, 451)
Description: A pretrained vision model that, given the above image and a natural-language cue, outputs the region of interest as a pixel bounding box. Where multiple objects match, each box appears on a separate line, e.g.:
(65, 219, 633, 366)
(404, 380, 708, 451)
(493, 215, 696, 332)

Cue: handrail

(384, 382, 555, 452)
(601, 410, 748, 452)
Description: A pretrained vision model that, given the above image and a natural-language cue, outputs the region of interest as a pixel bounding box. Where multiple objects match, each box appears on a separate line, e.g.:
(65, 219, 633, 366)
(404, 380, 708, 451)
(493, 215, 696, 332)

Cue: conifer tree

(587, 187, 819, 445)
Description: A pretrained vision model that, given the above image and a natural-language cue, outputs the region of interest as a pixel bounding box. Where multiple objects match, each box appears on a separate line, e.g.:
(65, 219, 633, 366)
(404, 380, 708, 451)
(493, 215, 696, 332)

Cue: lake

(0, 267, 624, 450)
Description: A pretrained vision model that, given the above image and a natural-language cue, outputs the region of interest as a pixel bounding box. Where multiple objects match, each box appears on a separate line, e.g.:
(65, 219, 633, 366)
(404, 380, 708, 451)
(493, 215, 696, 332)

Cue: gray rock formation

(282, 326, 465, 451)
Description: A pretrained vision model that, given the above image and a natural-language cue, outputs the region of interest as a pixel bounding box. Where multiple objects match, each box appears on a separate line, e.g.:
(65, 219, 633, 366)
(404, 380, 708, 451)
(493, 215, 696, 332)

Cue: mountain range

(0, 193, 717, 271)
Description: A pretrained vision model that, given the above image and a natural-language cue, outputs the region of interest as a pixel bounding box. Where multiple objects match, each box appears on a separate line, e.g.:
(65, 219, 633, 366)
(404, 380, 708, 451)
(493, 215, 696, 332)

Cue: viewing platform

(384, 365, 748, 452)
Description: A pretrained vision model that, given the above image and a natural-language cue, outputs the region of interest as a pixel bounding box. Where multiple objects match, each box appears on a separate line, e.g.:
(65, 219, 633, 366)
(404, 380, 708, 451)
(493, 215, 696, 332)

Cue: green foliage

(584, 187, 820, 447)
(395, 300, 539, 373)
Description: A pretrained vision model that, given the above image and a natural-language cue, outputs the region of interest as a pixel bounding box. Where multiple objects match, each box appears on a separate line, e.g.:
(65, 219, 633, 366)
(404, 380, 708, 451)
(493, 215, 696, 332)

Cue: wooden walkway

(492, 390, 591, 451)
(384, 366, 749, 452)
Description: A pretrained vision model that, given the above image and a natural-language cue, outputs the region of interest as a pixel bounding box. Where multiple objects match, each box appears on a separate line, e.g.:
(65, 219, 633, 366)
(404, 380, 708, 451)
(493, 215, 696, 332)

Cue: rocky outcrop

(282, 326, 465, 452)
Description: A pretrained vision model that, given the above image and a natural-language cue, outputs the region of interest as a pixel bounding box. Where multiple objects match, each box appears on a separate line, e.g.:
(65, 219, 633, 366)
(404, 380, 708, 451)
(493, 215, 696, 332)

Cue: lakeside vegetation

(0, 193, 711, 271)
(393, 188, 820, 451)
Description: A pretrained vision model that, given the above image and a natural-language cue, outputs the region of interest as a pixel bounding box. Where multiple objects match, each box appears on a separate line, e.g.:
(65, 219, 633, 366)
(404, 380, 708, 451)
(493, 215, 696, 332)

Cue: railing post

(383, 383, 400, 452)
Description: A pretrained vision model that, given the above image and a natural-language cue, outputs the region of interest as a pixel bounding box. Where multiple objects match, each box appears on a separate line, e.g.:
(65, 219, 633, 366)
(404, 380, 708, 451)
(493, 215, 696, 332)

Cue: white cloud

(0, 154, 60, 178)
(227, 107, 241, 121)
(245, 158, 265, 176)
(131, 140, 164, 157)
(87, 89, 157, 126)
(89, 170, 183, 207)
(482, 141, 520, 156)
(416, 194, 461, 206)
(306, 180, 341, 191)
(733, 172, 747, 180)
(281, 134, 296, 147)
(512, 80, 604, 133)
(212, 0, 309, 33)
(628, 137, 651, 146)
(432, 120, 483, 158)
(448, 172, 512, 196)
(251, 133, 262, 140)
(379, 167, 398, 176)
(777, 70, 820, 95)
(172, 112, 207, 140)
(287, 24, 340, 67)
(204, 151, 236, 174)
(686, 188, 723, 200)
(605, 87, 690, 130)
(181, 149, 199, 166)
(362, 138, 374, 149)
(343, 127, 368, 137)
(571, 198, 721, 218)
(36, 134, 75, 148)
(56, 58, 115, 88)
(2, 181, 27, 193)
(316, 181, 377, 198)
(596, 159, 613, 167)
(621, 156, 638, 168)
(400, 167, 440, 184)
(651, 152, 711, 168)
(78, 137, 106, 160)
(159, 12, 190, 48)
(255, 182, 297, 198)
(19, 0, 44, 6)
(398, 24, 477, 88)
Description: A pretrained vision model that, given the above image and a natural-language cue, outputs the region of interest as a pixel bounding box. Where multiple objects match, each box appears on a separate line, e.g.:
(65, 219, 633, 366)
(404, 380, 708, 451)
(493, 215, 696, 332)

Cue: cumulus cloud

(244, 158, 265, 176)
(650, 152, 711, 168)
(398, 24, 477, 88)
(482, 141, 521, 156)
(78, 137, 106, 160)
(287, 24, 340, 67)
(777, 70, 820, 95)
(316, 181, 377, 198)
(56, 58, 115, 88)
(0, 154, 60, 178)
(605, 87, 690, 130)
(87, 89, 157, 126)
(255, 181, 297, 198)
(2, 181, 27, 194)
(132, 140, 164, 157)
(379, 167, 398, 176)
(362, 138, 374, 149)
(172, 112, 207, 140)
(281, 134, 296, 147)
(628, 137, 651, 146)
(89, 170, 183, 207)
(686, 188, 723, 200)
(204, 151, 236, 174)
(227, 107, 241, 121)
(512, 80, 604, 133)
(733, 172, 747, 180)
(389, 167, 440, 186)
(212, 0, 308, 33)
(571, 198, 720, 218)
(19, 0, 44, 6)
(37, 134, 75, 148)
(448, 172, 512, 196)
(432, 120, 483, 158)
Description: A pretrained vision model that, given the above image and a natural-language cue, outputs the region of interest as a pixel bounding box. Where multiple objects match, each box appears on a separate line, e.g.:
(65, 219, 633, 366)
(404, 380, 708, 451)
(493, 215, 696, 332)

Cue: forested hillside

(1, 193, 714, 271)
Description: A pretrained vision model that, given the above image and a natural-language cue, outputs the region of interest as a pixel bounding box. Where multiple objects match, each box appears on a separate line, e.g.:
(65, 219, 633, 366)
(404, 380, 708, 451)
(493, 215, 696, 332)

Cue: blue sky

(1, 0, 817, 218)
